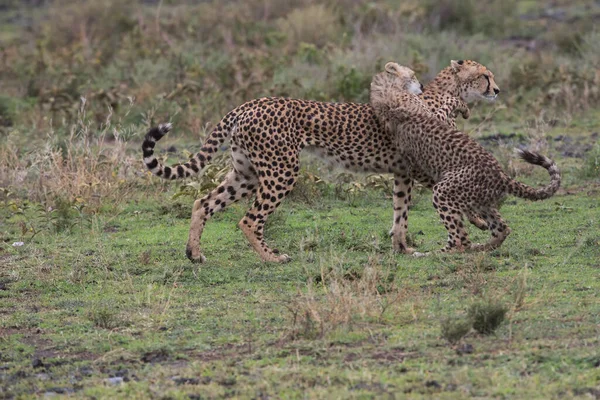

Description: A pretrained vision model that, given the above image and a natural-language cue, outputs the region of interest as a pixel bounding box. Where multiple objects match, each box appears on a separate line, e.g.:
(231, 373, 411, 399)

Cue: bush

(89, 305, 120, 329)
(468, 301, 507, 335)
(580, 142, 600, 181)
(441, 317, 472, 344)
(277, 4, 345, 49)
(423, 0, 519, 37)
(286, 256, 408, 340)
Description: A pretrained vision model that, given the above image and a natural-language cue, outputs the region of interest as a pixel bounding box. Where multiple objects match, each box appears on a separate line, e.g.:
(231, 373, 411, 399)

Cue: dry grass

(286, 255, 416, 339)
(0, 98, 155, 208)
(277, 4, 344, 49)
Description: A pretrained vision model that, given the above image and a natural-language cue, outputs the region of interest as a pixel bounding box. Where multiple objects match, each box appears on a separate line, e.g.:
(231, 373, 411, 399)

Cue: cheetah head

(383, 62, 423, 95)
(451, 60, 500, 102)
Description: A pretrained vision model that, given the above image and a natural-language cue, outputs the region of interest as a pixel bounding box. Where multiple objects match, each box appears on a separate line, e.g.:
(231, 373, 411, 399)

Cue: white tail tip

(158, 123, 172, 133)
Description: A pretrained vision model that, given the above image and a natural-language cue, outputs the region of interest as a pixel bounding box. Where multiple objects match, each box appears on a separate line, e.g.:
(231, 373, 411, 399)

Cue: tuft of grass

(441, 317, 472, 344)
(277, 4, 344, 49)
(286, 255, 409, 339)
(468, 301, 508, 335)
(0, 96, 159, 209)
(580, 141, 600, 180)
(88, 305, 120, 329)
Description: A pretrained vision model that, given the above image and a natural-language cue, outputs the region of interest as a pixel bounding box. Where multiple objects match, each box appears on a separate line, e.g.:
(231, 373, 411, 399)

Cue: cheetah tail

(507, 149, 561, 201)
(142, 123, 217, 180)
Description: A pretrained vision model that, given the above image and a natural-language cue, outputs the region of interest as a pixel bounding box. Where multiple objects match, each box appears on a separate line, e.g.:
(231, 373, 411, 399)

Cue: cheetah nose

(420, 83, 424, 91)
(493, 88, 500, 95)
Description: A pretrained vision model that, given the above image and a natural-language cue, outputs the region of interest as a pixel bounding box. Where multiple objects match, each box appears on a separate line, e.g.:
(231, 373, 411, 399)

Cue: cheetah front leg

(390, 175, 415, 254)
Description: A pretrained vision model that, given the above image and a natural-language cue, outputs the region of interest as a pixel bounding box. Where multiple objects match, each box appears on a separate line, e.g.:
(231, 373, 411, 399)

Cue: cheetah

(371, 62, 488, 238)
(372, 62, 471, 130)
(369, 63, 561, 254)
(142, 61, 500, 263)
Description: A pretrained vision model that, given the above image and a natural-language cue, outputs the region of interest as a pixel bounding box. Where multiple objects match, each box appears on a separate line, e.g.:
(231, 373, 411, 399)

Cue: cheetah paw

(186, 247, 207, 264)
(412, 251, 429, 258)
(278, 254, 292, 263)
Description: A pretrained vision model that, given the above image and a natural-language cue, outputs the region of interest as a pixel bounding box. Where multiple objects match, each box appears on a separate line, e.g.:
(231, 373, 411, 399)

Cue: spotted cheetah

(142, 61, 500, 263)
(373, 62, 471, 129)
(369, 64, 561, 254)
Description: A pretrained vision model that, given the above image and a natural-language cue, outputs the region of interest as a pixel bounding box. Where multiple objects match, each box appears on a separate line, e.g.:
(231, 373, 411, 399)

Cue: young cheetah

(370, 63, 561, 254)
(142, 61, 501, 263)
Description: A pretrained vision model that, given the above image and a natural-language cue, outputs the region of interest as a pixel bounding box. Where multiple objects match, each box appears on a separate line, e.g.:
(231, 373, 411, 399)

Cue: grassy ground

(1, 0, 600, 398)
(1, 182, 599, 398)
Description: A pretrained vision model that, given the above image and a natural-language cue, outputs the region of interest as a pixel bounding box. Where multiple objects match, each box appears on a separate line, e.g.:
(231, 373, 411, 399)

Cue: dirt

(553, 134, 596, 158)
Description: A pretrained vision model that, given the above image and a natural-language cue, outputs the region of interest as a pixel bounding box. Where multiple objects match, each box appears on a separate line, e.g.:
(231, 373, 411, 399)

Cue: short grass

(1, 1, 600, 398)
(1, 186, 599, 398)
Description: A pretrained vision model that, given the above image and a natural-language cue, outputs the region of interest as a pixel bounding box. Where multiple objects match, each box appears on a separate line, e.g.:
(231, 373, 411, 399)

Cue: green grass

(1, 188, 598, 398)
(1, 0, 600, 398)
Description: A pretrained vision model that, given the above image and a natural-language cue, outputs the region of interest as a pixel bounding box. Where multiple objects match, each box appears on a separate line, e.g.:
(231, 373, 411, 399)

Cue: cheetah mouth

(483, 94, 498, 101)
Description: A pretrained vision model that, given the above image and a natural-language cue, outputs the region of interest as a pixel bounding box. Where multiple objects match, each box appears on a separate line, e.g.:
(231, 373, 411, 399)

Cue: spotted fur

(370, 65, 560, 254)
(141, 61, 500, 262)
(371, 62, 470, 130)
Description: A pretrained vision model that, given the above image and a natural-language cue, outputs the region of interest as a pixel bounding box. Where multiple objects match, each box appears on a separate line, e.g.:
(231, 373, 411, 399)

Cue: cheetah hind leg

(433, 190, 471, 253)
(414, 210, 488, 257)
(414, 195, 471, 257)
(469, 209, 511, 252)
(185, 168, 258, 263)
(238, 173, 297, 263)
(466, 210, 488, 231)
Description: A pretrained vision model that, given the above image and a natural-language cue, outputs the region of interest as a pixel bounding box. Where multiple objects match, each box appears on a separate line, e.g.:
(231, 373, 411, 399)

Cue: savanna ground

(1, 0, 599, 398)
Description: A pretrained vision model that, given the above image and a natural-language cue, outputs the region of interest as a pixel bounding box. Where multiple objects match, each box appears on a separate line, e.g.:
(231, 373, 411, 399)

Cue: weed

(580, 141, 600, 180)
(287, 255, 409, 339)
(512, 267, 529, 312)
(468, 301, 508, 335)
(88, 305, 120, 329)
(441, 317, 472, 344)
(288, 169, 325, 204)
(334, 65, 370, 102)
(172, 154, 231, 201)
(139, 250, 152, 265)
(277, 4, 344, 49)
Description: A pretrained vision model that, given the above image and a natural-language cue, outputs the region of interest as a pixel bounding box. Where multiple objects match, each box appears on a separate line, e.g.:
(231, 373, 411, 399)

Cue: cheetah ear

(450, 60, 464, 72)
(385, 62, 401, 75)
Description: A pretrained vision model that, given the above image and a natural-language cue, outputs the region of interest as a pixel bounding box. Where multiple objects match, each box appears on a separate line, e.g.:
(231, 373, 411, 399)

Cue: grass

(1, 187, 599, 398)
(1, 0, 600, 398)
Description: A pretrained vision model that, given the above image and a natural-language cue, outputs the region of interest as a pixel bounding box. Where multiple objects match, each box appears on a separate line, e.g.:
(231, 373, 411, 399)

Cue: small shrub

(423, 0, 519, 37)
(51, 196, 79, 233)
(288, 169, 325, 204)
(441, 317, 472, 344)
(0, 95, 17, 128)
(468, 301, 507, 335)
(89, 306, 119, 329)
(423, 0, 476, 34)
(580, 142, 600, 181)
(286, 255, 409, 340)
(334, 65, 370, 102)
(172, 153, 231, 201)
(277, 4, 344, 49)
